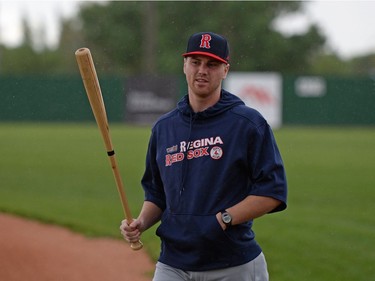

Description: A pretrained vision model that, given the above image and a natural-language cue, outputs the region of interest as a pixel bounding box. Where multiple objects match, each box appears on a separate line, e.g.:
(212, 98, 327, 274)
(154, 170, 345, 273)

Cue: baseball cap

(182, 32, 230, 64)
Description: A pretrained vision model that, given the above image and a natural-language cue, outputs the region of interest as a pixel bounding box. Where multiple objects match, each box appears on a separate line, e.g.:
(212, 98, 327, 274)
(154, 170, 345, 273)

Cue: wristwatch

(221, 211, 232, 228)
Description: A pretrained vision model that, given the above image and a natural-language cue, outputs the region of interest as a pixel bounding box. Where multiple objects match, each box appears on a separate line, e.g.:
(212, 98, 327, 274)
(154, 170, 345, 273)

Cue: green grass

(1, 123, 375, 280)
(0, 123, 150, 234)
(256, 127, 375, 280)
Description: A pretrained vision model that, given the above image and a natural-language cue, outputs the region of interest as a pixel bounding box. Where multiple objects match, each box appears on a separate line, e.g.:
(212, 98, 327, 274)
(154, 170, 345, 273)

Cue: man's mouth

(196, 77, 208, 83)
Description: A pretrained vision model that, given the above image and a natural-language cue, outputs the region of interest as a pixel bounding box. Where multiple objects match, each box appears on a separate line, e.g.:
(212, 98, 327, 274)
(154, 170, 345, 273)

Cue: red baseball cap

(182, 32, 230, 64)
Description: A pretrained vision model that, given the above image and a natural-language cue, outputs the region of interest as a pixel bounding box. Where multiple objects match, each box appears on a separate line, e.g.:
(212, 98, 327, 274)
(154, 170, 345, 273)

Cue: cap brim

(182, 51, 228, 64)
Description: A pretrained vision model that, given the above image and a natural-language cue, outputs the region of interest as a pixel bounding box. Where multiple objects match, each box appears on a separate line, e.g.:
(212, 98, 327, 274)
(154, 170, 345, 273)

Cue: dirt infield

(0, 213, 154, 281)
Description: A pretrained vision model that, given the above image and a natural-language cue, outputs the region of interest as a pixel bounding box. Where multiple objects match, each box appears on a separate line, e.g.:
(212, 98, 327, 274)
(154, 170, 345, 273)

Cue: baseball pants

(152, 252, 269, 281)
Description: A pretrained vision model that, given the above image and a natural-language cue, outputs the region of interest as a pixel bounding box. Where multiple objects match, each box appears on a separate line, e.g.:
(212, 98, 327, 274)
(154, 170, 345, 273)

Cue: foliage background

(1, 1, 374, 76)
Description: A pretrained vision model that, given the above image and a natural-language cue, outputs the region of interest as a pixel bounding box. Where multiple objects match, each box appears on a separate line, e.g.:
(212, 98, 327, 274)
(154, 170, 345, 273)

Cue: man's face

(183, 55, 229, 98)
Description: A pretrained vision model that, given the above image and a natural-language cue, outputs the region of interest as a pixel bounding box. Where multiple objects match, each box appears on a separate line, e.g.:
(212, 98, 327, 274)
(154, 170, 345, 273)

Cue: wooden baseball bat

(75, 47, 143, 250)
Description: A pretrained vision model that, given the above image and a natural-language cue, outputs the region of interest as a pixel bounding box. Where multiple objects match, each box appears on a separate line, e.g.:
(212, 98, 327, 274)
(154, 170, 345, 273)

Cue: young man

(120, 32, 287, 281)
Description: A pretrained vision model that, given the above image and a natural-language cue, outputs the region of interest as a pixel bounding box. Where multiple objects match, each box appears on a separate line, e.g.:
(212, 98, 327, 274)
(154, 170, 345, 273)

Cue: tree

(54, 17, 86, 74)
(74, 1, 326, 75)
(349, 54, 375, 77)
(78, 1, 143, 74)
(3, 1, 374, 76)
(310, 54, 352, 76)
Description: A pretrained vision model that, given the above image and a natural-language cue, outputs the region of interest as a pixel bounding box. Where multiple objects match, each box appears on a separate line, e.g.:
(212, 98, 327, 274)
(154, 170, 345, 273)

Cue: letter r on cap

(200, 34, 212, 49)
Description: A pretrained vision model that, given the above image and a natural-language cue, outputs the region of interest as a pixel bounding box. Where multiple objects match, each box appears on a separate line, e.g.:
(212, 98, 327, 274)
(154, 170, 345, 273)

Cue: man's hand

(120, 201, 163, 244)
(120, 219, 142, 243)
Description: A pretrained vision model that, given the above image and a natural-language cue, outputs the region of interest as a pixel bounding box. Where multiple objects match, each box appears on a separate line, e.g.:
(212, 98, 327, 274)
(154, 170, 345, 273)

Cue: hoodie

(141, 89, 287, 271)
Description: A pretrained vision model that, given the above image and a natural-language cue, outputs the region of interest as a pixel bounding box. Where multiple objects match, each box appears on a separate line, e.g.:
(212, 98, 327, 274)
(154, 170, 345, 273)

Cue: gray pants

(152, 252, 269, 281)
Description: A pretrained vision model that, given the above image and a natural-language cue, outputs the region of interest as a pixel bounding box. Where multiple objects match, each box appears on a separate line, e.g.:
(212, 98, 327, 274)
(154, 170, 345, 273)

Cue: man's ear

(222, 64, 230, 79)
(183, 58, 187, 74)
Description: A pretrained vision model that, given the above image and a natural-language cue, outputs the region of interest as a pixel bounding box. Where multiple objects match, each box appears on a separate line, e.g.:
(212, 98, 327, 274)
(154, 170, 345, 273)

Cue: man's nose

(198, 63, 208, 74)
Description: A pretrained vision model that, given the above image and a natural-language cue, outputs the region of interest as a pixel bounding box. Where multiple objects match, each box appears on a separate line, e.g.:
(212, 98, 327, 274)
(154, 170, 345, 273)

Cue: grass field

(1, 123, 374, 280)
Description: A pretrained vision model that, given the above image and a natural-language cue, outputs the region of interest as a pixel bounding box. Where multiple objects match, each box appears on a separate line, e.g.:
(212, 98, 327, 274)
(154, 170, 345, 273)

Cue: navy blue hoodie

(142, 90, 287, 271)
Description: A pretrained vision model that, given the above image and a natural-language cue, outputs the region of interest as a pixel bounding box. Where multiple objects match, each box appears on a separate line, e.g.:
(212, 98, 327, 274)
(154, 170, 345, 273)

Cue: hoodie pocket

(156, 213, 240, 265)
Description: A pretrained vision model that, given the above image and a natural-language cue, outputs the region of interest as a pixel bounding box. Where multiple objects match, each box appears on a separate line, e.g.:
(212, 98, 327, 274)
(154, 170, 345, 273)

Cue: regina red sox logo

(200, 34, 212, 49)
(210, 146, 223, 160)
(165, 136, 223, 166)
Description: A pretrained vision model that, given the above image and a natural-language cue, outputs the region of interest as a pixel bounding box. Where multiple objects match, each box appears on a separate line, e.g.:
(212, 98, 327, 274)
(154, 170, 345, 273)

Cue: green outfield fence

(283, 75, 375, 126)
(0, 75, 125, 122)
(1, 74, 374, 125)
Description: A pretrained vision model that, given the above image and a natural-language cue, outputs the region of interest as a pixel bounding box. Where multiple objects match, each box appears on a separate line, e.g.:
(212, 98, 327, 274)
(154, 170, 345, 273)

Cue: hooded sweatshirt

(142, 89, 287, 271)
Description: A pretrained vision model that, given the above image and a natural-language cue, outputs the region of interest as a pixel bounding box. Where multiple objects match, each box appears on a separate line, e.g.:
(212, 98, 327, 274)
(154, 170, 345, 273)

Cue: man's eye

(208, 63, 218, 68)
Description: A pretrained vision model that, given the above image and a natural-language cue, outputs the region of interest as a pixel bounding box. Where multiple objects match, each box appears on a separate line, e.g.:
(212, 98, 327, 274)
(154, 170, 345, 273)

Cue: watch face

(222, 212, 232, 224)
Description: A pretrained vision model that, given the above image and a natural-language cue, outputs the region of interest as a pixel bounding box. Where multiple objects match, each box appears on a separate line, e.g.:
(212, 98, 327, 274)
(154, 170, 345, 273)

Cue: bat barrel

(75, 47, 113, 153)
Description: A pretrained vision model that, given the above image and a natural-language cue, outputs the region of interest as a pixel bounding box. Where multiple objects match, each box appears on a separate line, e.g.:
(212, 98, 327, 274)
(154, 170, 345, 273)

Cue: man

(120, 31, 287, 281)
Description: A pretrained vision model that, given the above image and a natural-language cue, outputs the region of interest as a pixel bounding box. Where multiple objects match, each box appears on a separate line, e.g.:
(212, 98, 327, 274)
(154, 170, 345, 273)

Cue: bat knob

(130, 240, 143, 251)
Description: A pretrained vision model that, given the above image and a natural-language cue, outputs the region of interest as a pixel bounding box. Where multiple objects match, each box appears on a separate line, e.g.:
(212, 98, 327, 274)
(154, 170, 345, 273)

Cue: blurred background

(2, 1, 375, 69)
(0, 0, 374, 126)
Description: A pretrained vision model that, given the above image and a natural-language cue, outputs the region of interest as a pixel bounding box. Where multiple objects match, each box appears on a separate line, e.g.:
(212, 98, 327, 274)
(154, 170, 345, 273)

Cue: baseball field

(0, 123, 374, 280)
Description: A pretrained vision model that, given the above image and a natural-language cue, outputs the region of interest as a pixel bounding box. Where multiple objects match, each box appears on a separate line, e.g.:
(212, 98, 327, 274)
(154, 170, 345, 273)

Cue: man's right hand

(120, 219, 142, 243)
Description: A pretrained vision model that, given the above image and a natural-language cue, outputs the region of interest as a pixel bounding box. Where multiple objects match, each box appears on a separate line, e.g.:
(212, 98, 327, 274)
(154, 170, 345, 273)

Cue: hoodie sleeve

(248, 121, 287, 213)
(141, 130, 167, 211)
